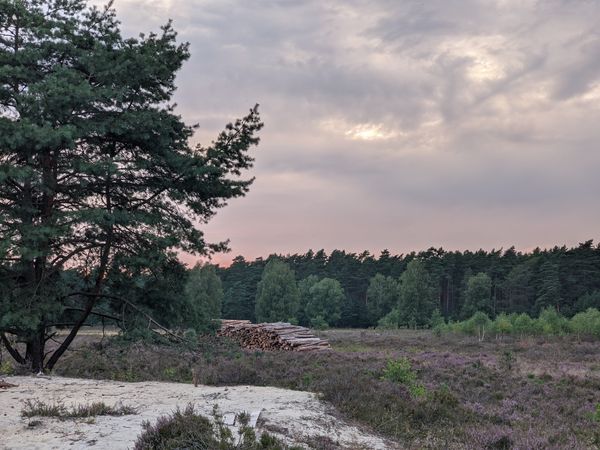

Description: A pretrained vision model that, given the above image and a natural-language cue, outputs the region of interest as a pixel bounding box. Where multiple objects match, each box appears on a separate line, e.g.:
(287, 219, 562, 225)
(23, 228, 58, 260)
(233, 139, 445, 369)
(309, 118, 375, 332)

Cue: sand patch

(0, 376, 396, 449)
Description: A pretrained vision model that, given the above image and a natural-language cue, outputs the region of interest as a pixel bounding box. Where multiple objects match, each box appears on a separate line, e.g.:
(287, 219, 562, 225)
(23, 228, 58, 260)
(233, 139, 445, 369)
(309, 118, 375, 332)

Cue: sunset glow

(106, 0, 600, 264)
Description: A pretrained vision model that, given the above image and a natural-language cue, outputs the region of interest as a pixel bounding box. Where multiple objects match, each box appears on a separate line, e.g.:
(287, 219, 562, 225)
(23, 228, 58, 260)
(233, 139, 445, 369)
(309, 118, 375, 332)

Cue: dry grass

(22, 399, 137, 419)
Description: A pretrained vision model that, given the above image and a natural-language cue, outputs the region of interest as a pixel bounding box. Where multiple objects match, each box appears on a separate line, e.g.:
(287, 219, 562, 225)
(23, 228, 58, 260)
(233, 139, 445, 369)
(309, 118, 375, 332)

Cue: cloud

(103, 0, 600, 262)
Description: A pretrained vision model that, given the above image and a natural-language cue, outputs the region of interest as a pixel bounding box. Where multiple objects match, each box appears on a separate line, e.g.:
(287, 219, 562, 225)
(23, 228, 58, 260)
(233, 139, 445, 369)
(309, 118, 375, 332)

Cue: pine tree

(0, 0, 262, 371)
(502, 262, 535, 314)
(534, 261, 562, 314)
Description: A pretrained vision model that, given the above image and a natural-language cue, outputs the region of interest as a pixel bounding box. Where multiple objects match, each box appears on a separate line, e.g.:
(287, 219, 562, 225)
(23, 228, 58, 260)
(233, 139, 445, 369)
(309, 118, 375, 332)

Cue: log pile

(218, 320, 331, 352)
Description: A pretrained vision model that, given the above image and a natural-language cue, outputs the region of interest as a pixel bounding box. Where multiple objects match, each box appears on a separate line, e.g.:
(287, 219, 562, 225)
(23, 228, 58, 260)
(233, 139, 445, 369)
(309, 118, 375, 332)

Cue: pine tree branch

(65, 291, 183, 342)
(63, 308, 120, 322)
(45, 236, 113, 371)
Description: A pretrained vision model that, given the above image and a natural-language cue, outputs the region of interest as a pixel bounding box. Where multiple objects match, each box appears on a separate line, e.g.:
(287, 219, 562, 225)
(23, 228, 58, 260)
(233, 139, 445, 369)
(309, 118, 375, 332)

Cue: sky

(103, 0, 600, 265)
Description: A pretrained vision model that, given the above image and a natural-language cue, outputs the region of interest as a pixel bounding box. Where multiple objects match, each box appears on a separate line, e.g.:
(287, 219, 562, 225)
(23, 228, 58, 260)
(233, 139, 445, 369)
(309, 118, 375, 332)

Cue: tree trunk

(25, 329, 45, 373)
(1, 333, 26, 365)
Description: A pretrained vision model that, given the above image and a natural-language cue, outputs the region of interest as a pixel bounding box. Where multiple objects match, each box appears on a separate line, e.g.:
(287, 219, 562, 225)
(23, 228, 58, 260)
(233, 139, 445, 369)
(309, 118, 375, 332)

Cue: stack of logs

(218, 320, 331, 352)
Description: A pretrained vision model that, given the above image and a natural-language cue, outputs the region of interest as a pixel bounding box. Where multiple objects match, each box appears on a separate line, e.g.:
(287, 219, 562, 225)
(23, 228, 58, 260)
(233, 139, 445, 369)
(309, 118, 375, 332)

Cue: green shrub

(499, 350, 516, 372)
(309, 315, 329, 330)
(430, 309, 446, 336)
(570, 308, 600, 338)
(492, 313, 513, 337)
(133, 404, 296, 450)
(183, 328, 199, 342)
(377, 308, 402, 329)
(468, 312, 491, 341)
(0, 359, 15, 375)
(593, 403, 600, 423)
(409, 383, 427, 398)
(537, 307, 568, 335)
(383, 358, 417, 385)
(512, 313, 535, 337)
(428, 384, 459, 408)
(382, 357, 426, 398)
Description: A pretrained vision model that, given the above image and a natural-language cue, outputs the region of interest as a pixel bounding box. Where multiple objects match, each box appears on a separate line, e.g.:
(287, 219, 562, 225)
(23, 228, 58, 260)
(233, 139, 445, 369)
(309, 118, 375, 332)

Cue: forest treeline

(216, 241, 600, 328)
(88, 240, 600, 334)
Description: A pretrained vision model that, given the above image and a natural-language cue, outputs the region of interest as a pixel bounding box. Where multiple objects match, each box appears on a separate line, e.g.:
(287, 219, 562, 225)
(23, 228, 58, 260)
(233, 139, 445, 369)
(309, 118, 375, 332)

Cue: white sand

(0, 376, 397, 450)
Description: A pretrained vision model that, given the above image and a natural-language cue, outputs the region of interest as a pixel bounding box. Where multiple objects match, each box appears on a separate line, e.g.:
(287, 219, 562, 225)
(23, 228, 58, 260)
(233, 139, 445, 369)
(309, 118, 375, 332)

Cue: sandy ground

(0, 376, 397, 450)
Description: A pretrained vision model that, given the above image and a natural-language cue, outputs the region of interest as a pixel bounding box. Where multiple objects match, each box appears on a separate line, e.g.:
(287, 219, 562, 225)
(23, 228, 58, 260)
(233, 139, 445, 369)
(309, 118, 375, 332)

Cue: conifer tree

(0, 0, 262, 371)
(534, 261, 562, 314)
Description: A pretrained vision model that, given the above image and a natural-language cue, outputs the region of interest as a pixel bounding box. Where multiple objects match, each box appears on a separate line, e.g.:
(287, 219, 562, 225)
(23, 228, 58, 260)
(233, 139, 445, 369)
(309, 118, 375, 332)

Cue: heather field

(45, 329, 600, 449)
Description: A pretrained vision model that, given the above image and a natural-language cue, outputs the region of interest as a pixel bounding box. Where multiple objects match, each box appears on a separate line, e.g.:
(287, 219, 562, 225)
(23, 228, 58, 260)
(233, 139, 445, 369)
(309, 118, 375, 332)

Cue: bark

(26, 329, 45, 373)
(0, 332, 26, 365)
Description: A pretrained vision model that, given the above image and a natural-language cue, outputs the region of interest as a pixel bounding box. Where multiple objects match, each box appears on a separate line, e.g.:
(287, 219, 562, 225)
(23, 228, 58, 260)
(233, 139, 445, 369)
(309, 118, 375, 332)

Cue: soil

(0, 376, 396, 450)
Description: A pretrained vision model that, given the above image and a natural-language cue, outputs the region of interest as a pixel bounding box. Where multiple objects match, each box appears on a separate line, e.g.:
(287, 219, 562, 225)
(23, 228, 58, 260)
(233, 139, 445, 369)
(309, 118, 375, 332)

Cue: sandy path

(0, 376, 396, 450)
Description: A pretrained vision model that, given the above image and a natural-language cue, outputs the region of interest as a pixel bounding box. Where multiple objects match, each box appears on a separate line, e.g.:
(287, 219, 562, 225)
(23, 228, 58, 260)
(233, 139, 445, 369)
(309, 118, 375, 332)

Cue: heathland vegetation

(44, 329, 600, 448)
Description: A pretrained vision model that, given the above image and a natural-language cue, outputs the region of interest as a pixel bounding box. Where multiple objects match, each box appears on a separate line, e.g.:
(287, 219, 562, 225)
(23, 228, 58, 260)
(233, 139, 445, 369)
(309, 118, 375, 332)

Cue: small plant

(183, 328, 199, 342)
(499, 350, 516, 372)
(0, 359, 15, 375)
(133, 403, 296, 450)
(430, 308, 446, 337)
(377, 308, 402, 330)
(382, 357, 426, 398)
(383, 358, 417, 385)
(22, 400, 137, 419)
(409, 383, 427, 398)
(593, 403, 600, 422)
(21, 400, 67, 418)
(429, 384, 459, 408)
(69, 402, 138, 418)
(309, 316, 329, 330)
(163, 367, 177, 380)
(470, 312, 491, 342)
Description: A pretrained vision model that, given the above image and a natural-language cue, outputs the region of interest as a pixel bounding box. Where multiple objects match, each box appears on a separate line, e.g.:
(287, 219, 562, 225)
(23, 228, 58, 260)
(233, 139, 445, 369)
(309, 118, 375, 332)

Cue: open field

(4, 329, 600, 449)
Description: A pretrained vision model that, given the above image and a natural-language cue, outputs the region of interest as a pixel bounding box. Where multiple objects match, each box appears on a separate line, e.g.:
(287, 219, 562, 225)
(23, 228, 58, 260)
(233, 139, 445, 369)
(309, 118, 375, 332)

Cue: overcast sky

(106, 0, 600, 265)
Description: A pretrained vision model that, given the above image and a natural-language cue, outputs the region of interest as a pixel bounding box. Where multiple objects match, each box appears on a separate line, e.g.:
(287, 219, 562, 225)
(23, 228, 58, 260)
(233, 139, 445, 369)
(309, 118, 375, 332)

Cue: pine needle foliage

(0, 0, 262, 371)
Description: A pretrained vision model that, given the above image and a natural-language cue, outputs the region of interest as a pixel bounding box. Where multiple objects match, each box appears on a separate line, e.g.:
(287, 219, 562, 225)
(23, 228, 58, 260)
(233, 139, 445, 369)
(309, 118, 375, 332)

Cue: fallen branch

(0, 380, 18, 389)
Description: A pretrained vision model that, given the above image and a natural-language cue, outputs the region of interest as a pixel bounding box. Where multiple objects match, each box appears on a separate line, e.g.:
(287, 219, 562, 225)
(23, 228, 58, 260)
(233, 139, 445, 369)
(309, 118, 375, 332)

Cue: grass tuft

(21, 399, 137, 419)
